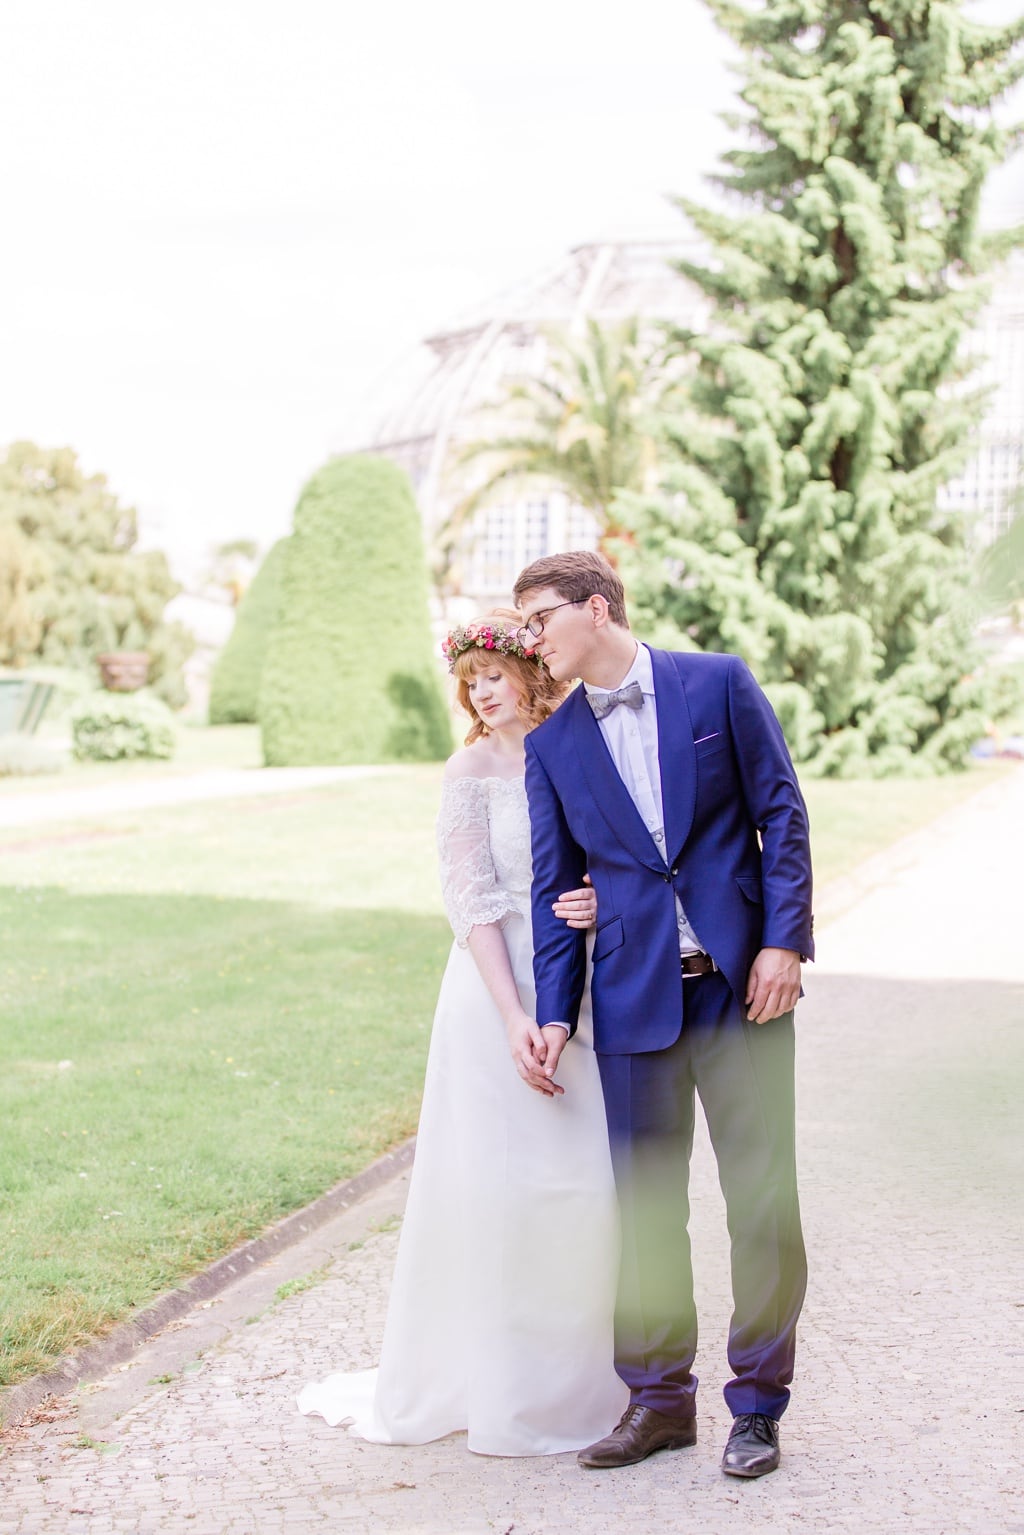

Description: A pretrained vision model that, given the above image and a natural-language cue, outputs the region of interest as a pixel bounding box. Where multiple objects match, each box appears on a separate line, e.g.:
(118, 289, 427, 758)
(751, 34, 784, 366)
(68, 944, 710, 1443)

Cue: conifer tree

(619, 0, 1023, 774)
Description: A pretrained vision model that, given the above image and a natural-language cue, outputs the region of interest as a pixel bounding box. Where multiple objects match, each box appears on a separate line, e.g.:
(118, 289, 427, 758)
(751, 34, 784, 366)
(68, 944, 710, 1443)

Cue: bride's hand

(506, 1011, 565, 1097)
(552, 873, 596, 930)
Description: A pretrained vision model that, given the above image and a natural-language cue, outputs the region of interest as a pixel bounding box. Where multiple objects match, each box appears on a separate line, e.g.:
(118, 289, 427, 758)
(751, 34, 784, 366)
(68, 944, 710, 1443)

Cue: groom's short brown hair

(513, 550, 629, 627)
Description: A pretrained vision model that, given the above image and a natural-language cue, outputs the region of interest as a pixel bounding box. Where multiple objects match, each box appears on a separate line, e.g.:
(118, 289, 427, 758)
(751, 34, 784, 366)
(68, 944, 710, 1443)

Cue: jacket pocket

(593, 915, 624, 962)
(735, 874, 763, 904)
(694, 732, 727, 759)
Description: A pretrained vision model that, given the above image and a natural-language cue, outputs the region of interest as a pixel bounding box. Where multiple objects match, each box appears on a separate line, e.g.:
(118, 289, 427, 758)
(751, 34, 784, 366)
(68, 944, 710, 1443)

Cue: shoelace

(729, 1412, 777, 1444)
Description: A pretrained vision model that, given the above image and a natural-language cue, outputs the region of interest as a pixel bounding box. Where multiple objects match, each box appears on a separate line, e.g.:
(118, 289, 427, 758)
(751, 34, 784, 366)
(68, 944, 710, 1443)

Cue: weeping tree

(0, 441, 193, 707)
(617, 0, 1024, 775)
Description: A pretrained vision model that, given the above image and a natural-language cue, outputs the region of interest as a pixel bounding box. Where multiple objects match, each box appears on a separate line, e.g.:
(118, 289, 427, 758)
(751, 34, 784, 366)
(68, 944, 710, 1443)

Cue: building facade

(941, 250, 1024, 545)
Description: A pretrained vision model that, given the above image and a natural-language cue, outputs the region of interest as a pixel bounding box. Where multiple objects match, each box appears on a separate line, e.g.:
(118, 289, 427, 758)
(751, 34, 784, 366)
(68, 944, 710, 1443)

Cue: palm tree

(441, 318, 681, 567)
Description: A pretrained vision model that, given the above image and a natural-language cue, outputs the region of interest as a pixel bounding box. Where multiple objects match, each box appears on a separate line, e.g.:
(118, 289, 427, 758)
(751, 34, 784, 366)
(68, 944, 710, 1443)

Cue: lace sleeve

(437, 776, 520, 947)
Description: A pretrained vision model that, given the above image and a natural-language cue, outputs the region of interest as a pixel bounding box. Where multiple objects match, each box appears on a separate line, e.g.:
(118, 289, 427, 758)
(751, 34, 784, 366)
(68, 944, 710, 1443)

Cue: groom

(512, 551, 813, 1480)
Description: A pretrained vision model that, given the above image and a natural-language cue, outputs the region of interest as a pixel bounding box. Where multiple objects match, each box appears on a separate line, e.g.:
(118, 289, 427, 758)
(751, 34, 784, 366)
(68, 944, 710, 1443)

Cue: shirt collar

(584, 642, 653, 698)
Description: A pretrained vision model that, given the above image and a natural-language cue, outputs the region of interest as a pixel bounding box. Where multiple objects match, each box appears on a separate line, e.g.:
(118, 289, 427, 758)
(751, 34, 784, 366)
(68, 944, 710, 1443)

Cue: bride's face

(467, 663, 523, 733)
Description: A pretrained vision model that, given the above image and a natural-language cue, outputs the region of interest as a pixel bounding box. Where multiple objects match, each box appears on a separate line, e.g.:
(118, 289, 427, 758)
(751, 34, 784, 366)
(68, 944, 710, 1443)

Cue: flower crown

(441, 620, 541, 674)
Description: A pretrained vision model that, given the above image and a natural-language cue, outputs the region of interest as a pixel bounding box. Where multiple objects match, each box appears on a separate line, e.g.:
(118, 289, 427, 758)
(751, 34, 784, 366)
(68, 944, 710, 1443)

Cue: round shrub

(208, 539, 289, 725)
(260, 456, 451, 766)
(71, 690, 176, 762)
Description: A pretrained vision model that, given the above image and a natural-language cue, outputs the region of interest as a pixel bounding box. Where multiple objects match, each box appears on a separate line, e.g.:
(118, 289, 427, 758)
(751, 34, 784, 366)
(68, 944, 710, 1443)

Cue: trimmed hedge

(71, 690, 176, 761)
(260, 456, 451, 766)
(208, 539, 289, 724)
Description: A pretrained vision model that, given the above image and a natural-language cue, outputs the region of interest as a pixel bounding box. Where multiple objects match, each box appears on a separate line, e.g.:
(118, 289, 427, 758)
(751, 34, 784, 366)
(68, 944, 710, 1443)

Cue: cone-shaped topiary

(208, 538, 289, 725)
(260, 456, 452, 766)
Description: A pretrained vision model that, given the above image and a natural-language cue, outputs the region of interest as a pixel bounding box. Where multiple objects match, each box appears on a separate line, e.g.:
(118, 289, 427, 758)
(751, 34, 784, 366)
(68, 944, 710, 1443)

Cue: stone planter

(96, 651, 150, 692)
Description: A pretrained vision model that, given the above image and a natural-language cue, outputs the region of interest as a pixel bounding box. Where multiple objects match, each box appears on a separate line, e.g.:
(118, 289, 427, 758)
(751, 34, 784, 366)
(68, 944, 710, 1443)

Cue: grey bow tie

(588, 680, 644, 720)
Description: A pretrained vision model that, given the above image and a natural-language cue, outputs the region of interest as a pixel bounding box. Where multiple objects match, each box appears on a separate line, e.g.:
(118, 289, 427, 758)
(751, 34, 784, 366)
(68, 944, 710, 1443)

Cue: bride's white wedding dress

(296, 769, 625, 1456)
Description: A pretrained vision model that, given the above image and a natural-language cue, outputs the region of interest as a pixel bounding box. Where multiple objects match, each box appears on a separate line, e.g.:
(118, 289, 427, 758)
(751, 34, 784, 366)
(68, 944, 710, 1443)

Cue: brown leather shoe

(721, 1413, 780, 1477)
(577, 1404, 697, 1469)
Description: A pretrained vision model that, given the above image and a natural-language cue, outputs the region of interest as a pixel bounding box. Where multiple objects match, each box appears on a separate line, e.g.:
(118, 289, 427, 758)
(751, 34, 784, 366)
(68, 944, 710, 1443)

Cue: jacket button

(671, 867, 679, 876)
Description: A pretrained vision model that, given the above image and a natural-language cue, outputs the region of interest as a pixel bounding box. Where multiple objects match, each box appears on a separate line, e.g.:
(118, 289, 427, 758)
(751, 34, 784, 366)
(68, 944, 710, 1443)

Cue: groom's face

(518, 586, 588, 682)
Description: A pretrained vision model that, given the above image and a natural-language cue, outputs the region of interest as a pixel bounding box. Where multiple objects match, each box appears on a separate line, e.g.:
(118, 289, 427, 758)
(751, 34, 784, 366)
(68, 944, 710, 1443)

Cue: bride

(297, 610, 625, 1455)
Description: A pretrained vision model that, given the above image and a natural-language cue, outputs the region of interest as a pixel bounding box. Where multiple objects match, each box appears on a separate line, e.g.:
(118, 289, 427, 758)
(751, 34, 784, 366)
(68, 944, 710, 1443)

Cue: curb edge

(0, 1137, 415, 1432)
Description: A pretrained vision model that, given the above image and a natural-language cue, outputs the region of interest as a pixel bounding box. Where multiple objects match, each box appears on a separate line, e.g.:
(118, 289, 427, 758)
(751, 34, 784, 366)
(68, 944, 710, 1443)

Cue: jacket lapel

(570, 686, 665, 873)
(650, 648, 697, 861)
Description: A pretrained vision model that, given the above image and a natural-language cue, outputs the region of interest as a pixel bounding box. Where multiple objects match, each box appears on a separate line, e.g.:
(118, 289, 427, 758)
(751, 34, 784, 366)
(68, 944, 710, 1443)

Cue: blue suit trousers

(596, 970, 807, 1421)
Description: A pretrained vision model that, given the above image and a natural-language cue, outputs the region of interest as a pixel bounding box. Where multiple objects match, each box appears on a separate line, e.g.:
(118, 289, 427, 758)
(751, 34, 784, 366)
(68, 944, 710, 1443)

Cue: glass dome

(347, 238, 1023, 612)
(346, 238, 710, 612)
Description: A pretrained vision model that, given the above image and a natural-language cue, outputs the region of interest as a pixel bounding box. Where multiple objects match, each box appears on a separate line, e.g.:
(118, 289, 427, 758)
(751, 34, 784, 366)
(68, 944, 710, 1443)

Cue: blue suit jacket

(525, 648, 814, 1055)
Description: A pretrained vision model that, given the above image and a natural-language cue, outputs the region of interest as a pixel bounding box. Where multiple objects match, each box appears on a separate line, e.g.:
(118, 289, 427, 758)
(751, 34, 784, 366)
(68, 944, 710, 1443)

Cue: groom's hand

(508, 1014, 566, 1097)
(552, 874, 596, 929)
(537, 1023, 568, 1084)
(745, 946, 801, 1023)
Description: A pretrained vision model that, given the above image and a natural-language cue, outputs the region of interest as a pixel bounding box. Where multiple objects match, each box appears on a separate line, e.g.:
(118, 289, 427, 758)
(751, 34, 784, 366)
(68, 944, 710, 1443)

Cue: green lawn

(0, 740, 1014, 1393)
(0, 890, 447, 1386)
(0, 766, 445, 914)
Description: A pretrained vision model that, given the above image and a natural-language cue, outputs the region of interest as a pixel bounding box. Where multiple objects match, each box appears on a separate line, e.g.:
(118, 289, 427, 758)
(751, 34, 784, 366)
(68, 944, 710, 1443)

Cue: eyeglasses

(517, 599, 585, 643)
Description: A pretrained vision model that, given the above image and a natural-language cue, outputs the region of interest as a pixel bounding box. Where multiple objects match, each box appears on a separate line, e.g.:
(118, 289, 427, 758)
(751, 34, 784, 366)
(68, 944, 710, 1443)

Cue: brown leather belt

(680, 951, 717, 977)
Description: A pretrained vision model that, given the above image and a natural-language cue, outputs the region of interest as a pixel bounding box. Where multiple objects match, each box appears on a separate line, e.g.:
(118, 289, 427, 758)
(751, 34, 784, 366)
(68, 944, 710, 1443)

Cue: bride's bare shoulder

(443, 740, 512, 783)
(443, 744, 488, 782)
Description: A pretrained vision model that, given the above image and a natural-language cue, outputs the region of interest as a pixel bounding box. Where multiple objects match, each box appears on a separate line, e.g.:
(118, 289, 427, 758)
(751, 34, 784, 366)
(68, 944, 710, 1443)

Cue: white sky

(1, 0, 1021, 584)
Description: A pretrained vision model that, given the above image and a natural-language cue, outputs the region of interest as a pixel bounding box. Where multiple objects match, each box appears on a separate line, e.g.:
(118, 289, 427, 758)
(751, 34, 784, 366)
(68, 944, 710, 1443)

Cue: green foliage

(443, 318, 683, 581)
(208, 539, 289, 724)
(0, 441, 194, 707)
(619, 0, 1024, 774)
(981, 662, 1024, 735)
(260, 455, 451, 765)
(71, 690, 176, 762)
(0, 520, 48, 662)
(974, 497, 1024, 621)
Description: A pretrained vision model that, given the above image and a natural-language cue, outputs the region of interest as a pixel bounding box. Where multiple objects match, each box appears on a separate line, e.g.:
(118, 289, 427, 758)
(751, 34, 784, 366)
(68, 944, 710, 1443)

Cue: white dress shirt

(585, 643, 704, 956)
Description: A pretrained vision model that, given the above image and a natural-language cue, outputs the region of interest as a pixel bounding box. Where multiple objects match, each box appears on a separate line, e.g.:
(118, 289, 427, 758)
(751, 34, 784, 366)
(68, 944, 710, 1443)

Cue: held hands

(506, 1013, 566, 1097)
(507, 877, 590, 1095)
(744, 946, 802, 1024)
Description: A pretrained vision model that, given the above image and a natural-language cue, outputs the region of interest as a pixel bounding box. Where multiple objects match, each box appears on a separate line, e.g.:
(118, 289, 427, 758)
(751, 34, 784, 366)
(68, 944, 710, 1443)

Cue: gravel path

(0, 766, 394, 829)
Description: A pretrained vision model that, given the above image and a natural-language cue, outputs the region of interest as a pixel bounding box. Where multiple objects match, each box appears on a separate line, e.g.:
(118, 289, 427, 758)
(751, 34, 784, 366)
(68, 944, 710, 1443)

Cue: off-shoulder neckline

(442, 773, 526, 788)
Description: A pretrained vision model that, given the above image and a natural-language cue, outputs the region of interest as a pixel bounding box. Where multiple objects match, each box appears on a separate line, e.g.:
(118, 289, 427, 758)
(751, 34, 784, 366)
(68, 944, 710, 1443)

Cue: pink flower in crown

(442, 616, 543, 673)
